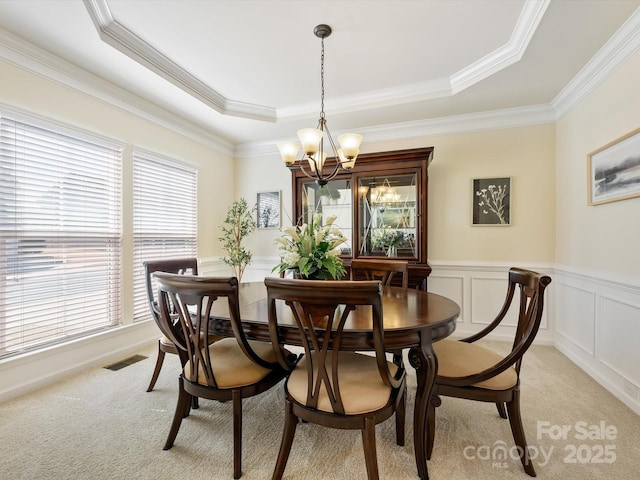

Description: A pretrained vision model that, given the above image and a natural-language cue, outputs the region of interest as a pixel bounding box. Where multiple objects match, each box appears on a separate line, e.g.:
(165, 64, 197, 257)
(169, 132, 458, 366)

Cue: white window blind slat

(0, 113, 123, 358)
(132, 150, 197, 322)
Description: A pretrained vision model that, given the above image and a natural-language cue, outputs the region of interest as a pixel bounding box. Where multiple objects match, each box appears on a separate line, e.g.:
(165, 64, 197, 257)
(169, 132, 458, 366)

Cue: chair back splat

(350, 259, 409, 289)
(428, 267, 551, 477)
(265, 277, 407, 480)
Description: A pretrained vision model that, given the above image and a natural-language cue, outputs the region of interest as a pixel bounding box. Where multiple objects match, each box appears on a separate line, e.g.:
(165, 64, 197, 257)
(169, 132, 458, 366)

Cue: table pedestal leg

(409, 333, 438, 480)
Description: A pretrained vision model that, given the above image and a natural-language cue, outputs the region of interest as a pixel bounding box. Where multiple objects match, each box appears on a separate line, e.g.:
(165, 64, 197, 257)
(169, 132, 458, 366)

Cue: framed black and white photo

(257, 191, 281, 229)
(472, 177, 511, 226)
(588, 127, 640, 206)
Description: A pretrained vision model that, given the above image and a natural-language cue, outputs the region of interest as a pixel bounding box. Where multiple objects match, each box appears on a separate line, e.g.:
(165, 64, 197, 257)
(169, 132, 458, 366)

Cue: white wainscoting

(427, 261, 554, 344)
(3, 257, 638, 416)
(553, 267, 640, 415)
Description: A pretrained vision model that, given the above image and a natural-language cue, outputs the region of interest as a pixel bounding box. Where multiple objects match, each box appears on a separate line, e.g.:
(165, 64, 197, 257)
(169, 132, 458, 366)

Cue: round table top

(211, 281, 461, 351)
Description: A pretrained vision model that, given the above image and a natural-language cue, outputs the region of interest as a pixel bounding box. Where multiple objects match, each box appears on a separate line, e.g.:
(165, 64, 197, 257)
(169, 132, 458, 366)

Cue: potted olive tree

(218, 198, 256, 282)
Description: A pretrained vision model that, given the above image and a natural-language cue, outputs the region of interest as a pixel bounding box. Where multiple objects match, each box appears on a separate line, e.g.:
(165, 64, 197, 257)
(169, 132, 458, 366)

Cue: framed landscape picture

(587, 127, 640, 206)
(257, 191, 281, 229)
(472, 177, 511, 226)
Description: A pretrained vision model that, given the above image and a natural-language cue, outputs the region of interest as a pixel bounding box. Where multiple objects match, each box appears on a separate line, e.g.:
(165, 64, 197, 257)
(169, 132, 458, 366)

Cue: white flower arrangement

(273, 212, 347, 280)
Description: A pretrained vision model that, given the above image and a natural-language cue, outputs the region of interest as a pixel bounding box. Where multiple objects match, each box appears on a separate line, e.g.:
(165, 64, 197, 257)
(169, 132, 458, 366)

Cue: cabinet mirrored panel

(358, 173, 417, 258)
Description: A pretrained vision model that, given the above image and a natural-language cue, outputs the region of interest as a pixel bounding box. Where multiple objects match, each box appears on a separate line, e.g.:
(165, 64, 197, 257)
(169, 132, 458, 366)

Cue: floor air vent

(104, 354, 148, 371)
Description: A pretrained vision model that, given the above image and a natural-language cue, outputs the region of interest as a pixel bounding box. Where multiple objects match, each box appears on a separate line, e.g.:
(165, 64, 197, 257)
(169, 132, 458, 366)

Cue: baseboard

(0, 321, 158, 403)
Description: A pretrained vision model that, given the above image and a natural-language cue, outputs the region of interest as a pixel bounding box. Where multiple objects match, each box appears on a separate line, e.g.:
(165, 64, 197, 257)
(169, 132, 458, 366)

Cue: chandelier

(277, 24, 363, 186)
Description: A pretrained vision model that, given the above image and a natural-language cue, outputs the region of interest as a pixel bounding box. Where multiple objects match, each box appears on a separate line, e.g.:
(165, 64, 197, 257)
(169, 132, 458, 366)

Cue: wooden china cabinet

(288, 147, 433, 290)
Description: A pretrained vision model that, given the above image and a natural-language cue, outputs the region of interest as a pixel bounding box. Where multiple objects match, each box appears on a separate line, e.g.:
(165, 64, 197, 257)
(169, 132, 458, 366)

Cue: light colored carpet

(1, 342, 639, 479)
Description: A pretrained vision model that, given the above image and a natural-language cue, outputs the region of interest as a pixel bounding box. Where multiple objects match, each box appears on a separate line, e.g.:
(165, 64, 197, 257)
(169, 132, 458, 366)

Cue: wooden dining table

(209, 281, 460, 480)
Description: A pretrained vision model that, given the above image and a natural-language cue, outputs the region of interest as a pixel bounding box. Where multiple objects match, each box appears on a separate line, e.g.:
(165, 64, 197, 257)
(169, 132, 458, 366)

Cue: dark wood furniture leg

(409, 332, 438, 480)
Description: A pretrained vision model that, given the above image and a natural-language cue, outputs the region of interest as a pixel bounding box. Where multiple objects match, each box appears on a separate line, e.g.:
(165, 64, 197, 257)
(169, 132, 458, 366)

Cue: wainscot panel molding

(428, 261, 554, 345)
(4, 259, 639, 416)
(553, 266, 640, 416)
(0, 320, 158, 403)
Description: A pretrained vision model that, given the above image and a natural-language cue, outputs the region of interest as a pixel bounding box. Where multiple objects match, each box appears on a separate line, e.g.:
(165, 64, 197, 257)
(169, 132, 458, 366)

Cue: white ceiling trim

(83, 0, 276, 123)
(450, 0, 550, 94)
(552, 6, 640, 120)
(0, 28, 235, 155)
(235, 104, 556, 159)
(277, 0, 551, 120)
(84, 0, 548, 123)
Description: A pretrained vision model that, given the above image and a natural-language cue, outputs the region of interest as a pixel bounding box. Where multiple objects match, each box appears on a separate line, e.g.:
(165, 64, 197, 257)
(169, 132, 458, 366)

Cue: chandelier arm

(298, 159, 321, 181)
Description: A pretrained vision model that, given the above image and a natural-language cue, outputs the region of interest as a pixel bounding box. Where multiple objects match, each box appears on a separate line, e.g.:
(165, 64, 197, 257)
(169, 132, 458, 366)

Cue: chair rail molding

(3, 258, 638, 416)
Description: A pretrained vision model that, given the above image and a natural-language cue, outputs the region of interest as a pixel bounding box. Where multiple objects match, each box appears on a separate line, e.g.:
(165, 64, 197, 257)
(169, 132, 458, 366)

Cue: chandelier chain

(320, 37, 325, 119)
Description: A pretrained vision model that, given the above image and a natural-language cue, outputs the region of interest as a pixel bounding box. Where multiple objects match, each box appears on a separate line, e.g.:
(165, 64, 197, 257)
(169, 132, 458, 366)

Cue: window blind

(0, 113, 123, 358)
(132, 149, 197, 322)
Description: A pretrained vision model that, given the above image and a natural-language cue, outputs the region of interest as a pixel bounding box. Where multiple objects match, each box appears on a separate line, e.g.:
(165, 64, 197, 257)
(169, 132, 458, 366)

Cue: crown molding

(278, 0, 549, 120)
(0, 27, 234, 155)
(235, 104, 555, 158)
(552, 7, 640, 119)
(83, 0, 276, 123)
(450, 0, 550, 94)
(85, 0, 547, 122)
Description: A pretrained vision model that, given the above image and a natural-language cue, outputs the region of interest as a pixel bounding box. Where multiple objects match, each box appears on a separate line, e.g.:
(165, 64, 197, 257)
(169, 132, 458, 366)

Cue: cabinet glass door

(301, 178, 353, 256)
(357, 174, 417, 258)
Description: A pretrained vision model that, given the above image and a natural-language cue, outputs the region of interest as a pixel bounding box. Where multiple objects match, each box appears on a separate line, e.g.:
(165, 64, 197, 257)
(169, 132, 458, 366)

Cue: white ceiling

(0, 0, 639, 156)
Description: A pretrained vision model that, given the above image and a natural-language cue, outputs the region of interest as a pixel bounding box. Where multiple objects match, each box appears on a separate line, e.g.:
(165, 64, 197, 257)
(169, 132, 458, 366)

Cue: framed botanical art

(257, 191, 281, 229)
(472, 177, 511, 226)
(587, 127, 640, 206)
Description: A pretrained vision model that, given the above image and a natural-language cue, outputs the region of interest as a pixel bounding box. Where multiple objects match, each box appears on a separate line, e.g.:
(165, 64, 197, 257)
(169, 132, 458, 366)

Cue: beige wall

(237, 124, 556, 265)
(556, 48, 640, 278)
(0, 59, 234, 320)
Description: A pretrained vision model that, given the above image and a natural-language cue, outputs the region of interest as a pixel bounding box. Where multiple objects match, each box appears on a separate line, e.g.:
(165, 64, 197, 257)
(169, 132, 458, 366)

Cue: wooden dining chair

(265, 277, 407, 480)
(154, 272, 291, 479)
(144, 257, 199, 393)
(350, 259, 410, 366)
(350, 258, 409, 289)
(427, 267, 552, 476)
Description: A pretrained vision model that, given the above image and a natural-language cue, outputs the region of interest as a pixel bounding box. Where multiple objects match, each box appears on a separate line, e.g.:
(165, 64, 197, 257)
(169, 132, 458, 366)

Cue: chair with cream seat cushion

(143, 257, 199, 393)
(265, 277, 407, 480)
(154, 273, 291, 479)
(427, 267, 551, 477)
(350, 259, 410, 366)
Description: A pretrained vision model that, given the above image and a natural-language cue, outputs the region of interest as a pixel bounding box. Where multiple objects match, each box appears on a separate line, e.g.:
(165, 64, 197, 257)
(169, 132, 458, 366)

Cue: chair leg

(496, 402, 508, 419)
(426, 394, 441, 460)
(506, 389, 536, 477)
(163, 376, 191, 450)
(362, 416, 379, 480)
(272, 400, 298, 480)
(233, 390, 242, 479)
(146, 341, 165, 392)
(395, 384, 406, 446)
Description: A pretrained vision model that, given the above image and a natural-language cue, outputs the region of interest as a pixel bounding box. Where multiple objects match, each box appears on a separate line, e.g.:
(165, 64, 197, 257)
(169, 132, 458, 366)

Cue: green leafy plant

(273, 212, 347, 280)
(218, 198, 257, 282)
